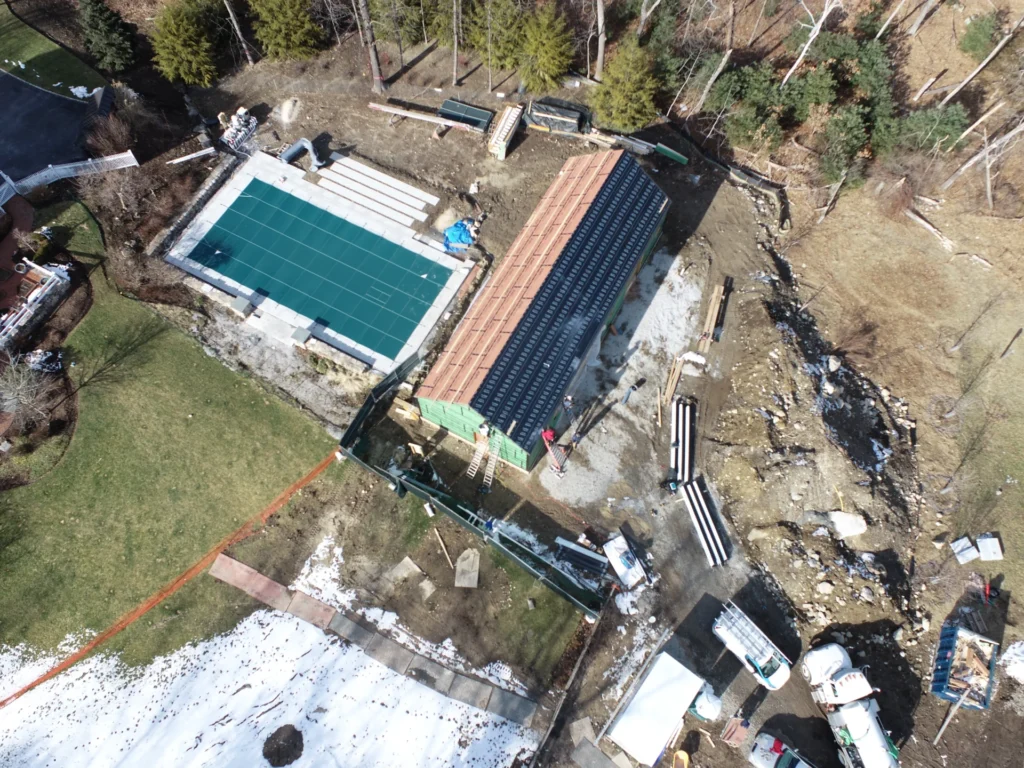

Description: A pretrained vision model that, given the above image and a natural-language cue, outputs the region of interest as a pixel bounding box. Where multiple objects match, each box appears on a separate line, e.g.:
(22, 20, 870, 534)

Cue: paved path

(209, 553, 538, 728)
(0, 71, 88, 179)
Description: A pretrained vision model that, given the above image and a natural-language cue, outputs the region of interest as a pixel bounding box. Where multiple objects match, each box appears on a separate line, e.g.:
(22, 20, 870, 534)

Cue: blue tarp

(443, 220, 475, 253)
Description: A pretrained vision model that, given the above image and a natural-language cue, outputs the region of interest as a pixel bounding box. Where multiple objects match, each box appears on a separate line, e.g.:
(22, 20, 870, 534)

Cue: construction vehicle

(747, 731, 818, 768)
(801, 644, 900, 768)
(713, 601, 791, 689)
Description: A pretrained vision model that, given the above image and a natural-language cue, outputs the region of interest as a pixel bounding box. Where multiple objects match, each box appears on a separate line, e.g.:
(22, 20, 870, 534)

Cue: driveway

(0, 71, 88, 180)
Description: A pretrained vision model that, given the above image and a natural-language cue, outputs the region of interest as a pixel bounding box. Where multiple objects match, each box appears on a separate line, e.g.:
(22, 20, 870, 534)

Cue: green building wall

(417, 398, 532, 470)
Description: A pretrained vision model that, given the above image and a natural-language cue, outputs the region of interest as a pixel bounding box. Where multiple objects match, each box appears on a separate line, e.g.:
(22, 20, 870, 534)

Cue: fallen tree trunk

(907, 0, 940, 36)
(905, 209, 954, 251)
(941, 118, 1024, 190)
(692, 49, 733, 115)
(940, 13, 1024, 107)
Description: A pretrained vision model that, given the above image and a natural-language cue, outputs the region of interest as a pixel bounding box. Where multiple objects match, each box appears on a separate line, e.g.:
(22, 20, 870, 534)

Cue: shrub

(79, 0, 134, 72)
(590, 39, 661, 132)
(251, 0, 323, 59)
(725, 105, 783, 150)
(960, 12, 999, 62)
(152, 0, 217, 86)
(517, 3, 573, 93)
(784, 66, 837, 121)
(466, 0, 526, 71)
(822, 105, 868, 181)
(873, 104, 970, 155)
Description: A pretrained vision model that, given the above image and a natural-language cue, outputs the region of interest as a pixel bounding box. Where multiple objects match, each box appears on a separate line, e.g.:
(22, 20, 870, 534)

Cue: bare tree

(389, 0, 406, 67)
(312, 0, 358, 45)
(223, 0, 256, 65)
(0, 354, 60, 430)
(637, 0, 663, 37)
(595, 0, 607, 79)
(875, 0, 907, 39)
(781, 0, 842, 87)
(452, 0, 460, 86)
(357, 0, 385, 92)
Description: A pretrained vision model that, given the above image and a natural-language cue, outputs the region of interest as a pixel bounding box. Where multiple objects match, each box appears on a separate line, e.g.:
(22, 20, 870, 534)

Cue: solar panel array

(470, 154, 668, 450)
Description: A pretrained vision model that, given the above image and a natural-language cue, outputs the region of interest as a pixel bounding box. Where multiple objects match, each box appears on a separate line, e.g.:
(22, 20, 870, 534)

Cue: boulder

(828, 511, 868, 538)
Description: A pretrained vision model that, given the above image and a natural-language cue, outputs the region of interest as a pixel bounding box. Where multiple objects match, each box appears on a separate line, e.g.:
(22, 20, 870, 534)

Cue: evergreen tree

(369, 0, 423, 48)
(590, 39, 659, 133)
(250, 0, 324, 59)
(152, 0, 217, 86)
(466, 0, 523, 72)
(79, 0, 134, 72)
(517, 3, 572, 93)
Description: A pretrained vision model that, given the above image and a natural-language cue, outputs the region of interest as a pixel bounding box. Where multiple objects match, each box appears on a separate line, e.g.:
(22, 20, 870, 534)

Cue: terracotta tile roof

(418, 150, 668, 451)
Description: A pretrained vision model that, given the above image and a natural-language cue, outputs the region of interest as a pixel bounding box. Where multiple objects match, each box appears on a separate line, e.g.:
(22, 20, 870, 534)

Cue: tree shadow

(942, 573, 1013, 647)
(386, 41, 437, 85)
(63, 314, 167, 395)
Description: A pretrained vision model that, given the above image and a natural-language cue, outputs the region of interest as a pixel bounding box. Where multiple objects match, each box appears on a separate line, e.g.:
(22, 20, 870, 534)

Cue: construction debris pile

(931, 624, 999, 710)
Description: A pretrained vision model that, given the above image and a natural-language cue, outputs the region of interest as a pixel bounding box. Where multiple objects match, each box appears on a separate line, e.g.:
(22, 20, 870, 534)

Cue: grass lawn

(0, 1, 105, 95)
(0, 223, 337, 660)
(36, 200, 105, 258)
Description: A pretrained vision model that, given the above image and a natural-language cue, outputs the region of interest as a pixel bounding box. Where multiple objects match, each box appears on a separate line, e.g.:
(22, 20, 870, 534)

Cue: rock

(747, 527, 771, 542)
(817, 581, 835, 595)
(860, 586, 875, 603)
(932, 532, 950, 549)
(527, 598, 536, 610)
(828, 511, 868, 538)
(893, 627, 904, 643)
(828, 355, 842, 372)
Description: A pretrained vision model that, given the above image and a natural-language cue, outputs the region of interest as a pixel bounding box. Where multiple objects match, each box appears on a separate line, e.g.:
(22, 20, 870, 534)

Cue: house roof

(417, 150, 668, 451)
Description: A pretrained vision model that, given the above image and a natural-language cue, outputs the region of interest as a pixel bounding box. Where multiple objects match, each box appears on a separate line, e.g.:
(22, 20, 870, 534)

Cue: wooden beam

(367, 103, 485, 133)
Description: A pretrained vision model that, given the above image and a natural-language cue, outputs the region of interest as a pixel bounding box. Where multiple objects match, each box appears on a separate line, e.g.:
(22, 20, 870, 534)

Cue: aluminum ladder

(717, 602, 784, 663)
(466, 439, 488, 478)
(481, 432, 503, 488)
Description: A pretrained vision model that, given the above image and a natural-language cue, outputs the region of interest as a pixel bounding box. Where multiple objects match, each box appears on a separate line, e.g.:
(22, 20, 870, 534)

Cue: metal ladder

(482, 432, 502, 488)
(466, 440, 488, 478)
(717, 602, 778, 662)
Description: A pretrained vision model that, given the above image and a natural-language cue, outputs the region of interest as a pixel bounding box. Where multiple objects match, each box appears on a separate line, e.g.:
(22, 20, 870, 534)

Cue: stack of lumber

(947, 637, 997, 704)
(697, 282, 727, 355)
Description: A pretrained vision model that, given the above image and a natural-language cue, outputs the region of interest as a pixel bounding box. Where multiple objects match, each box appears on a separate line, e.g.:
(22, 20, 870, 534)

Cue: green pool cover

(188, 179, 451, 359)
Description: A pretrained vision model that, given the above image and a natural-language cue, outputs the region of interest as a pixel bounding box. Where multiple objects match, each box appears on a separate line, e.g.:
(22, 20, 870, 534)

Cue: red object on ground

(0, 449, 340, 711)
(541, 428, 556, 444)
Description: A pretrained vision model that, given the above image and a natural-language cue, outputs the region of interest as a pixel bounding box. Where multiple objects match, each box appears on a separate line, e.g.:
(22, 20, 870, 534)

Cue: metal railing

(14, 151, 138, 193)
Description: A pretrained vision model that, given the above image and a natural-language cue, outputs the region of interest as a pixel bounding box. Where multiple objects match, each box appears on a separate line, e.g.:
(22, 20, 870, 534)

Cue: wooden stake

(657, 387, 663, 427)
(1001, 328, 1022, 359)
(984, 129, 994, 210)
(940, 13, 1024, 107)
(434, 527, 454, 569)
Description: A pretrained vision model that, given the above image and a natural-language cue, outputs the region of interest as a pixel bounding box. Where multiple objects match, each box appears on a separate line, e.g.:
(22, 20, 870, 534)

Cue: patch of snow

(69, 85, 99, 99)
(614, 585, 646, 616)
(291, 535, 354, 609)
(602, 623, 658, 701)
(0, 612, 536, 767)
(1001, 641, 1024, 684)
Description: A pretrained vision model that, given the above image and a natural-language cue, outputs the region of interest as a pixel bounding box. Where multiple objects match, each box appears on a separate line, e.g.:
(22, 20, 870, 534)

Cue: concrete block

(285, 591, 336, 629)
(569, 717, 596, 747)
(486, 688, 537, 728)
(610, 751, 632, 768)
(209, 554, 291, 611)
(448, 675, 493, 710)
(418, 578, 437, 601)
(406, 655, 456, 695)
(365, 634, 415, 675)
(571, 739, 620, 768)
(327, 613, 374, 648)
(455, 548, 480, 589)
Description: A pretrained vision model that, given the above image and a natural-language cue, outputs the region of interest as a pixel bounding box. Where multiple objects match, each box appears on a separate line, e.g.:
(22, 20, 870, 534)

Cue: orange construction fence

(0, 449, 340, 711)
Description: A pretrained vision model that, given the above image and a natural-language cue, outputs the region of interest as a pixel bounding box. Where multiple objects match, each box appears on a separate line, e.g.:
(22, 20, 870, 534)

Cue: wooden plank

(337, 154, 441, 206)
(367, 103, 485, 135)
(318, 167, 428, 221)
(317, 178, 416, 227)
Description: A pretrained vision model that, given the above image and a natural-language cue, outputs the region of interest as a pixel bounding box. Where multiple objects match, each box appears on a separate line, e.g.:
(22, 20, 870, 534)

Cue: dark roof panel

(470, 152, 668, 451)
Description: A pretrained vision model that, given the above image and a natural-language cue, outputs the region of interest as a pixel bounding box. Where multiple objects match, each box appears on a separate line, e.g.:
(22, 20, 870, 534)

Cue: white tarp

(604, 535, 645, 589)
(608, 653, 704, 767)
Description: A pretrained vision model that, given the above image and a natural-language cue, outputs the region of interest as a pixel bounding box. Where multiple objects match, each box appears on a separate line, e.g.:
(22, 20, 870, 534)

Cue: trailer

(930, 623, 999, 710)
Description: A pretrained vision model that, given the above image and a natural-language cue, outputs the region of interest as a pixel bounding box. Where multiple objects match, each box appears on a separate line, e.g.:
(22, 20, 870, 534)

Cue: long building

(416, 149, 669, 470)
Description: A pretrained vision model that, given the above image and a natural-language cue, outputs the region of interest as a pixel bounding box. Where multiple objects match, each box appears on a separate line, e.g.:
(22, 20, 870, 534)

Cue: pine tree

(590, 39, 660, 133)
(152, 0, 217, 86)
(370, 0, 423, 48)
(79, 0, 134, 72)
(517, 3, 572, 93)
(250, 0, 324, 60)
(466, 0, 523, 72)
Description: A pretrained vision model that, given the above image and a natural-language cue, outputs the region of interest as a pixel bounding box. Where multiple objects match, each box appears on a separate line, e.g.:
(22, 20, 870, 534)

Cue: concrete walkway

(209, 553, 537, 727)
